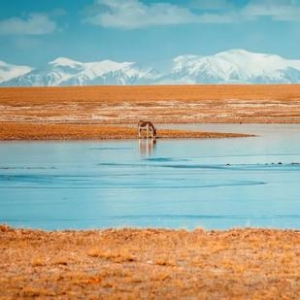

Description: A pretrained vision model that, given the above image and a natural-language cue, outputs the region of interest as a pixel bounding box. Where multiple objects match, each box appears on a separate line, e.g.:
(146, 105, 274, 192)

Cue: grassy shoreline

(0, 122, 253, 140)
(1, 225, 300, 299)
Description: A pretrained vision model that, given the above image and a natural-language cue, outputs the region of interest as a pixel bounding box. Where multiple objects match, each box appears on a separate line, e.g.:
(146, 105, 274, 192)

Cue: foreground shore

(1, 225, 300, 299)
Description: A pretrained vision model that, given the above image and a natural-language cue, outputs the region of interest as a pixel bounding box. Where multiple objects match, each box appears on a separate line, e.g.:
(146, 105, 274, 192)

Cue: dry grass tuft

(21, 287, 55, 297)
(30, 257, 45, 267)
(0, 224, 11, 232)
(88, 248, 136, 263)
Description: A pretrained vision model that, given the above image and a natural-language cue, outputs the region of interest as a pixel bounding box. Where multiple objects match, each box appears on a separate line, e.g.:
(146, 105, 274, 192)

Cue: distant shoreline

(1, 85, 300, 140)
(1, 85, 300, 125)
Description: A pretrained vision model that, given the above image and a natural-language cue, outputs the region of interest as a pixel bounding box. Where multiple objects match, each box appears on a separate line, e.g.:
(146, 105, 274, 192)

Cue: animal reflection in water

(138, 138, 157, 156)
(137, 120, 157, 156)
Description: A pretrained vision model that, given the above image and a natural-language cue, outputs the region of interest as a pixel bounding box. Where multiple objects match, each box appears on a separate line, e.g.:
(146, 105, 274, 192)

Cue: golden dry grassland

(1, 85, 300, 124)
(1, 84, 300, 139)
(1, 225, 300, 299)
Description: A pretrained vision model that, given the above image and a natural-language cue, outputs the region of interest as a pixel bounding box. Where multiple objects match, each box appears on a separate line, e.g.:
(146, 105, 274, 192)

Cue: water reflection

(138, 138, 157, 157)
(1, 124, 300, 230)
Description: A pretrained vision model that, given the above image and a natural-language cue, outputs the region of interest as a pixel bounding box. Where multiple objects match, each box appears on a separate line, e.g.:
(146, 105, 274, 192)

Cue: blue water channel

(1, 124, 300, 230)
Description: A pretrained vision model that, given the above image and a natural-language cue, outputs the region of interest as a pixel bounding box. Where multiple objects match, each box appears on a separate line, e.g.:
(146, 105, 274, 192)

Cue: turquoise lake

(1, 124, 300, 230)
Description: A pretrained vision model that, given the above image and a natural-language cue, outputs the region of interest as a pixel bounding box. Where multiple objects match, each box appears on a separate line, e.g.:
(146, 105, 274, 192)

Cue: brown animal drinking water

(137, 120, 157, 138)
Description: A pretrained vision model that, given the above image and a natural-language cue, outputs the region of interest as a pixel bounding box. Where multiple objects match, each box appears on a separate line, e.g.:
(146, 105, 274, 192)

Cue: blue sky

(0, 0, 300, 67)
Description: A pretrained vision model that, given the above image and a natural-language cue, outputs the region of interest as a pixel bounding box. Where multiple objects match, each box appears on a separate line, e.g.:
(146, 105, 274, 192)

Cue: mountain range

(2, 49, 300, 86)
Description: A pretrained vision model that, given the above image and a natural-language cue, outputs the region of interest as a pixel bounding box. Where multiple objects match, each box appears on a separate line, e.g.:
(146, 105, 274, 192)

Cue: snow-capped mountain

(163, 49, 300, 84)
(2, 49, 300, 86)
(0, 61, 32, 84)
(2, 57, 159, 86)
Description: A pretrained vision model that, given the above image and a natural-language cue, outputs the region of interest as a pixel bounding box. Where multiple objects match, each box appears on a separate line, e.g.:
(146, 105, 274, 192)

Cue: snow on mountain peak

(173, 55, 199, 63)
(215, 49, 300, 77)
(0, 60, 8, 67)
(0, 61, 32, 83)
(221, 49, 255, 56)
(85, 60, 135, 74)
(3, 49, 300, 86)
(49, 57, 83, 67)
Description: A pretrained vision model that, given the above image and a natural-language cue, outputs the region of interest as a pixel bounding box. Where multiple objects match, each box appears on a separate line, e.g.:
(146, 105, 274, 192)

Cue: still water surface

(1, 124, 300, 230)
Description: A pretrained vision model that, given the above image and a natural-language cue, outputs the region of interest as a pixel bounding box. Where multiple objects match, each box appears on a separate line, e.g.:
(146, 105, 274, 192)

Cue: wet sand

(1, 225, 300, 299)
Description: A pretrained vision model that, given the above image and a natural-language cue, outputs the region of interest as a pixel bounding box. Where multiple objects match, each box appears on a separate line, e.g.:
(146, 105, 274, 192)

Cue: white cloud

(0, 13, 58, 35)
(243, 0, 300, 21)
(190, 0, 232, 10)
(85, 0, 300, 29)
(86, 0, 200, 29)
(197, 12, 236, 23)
